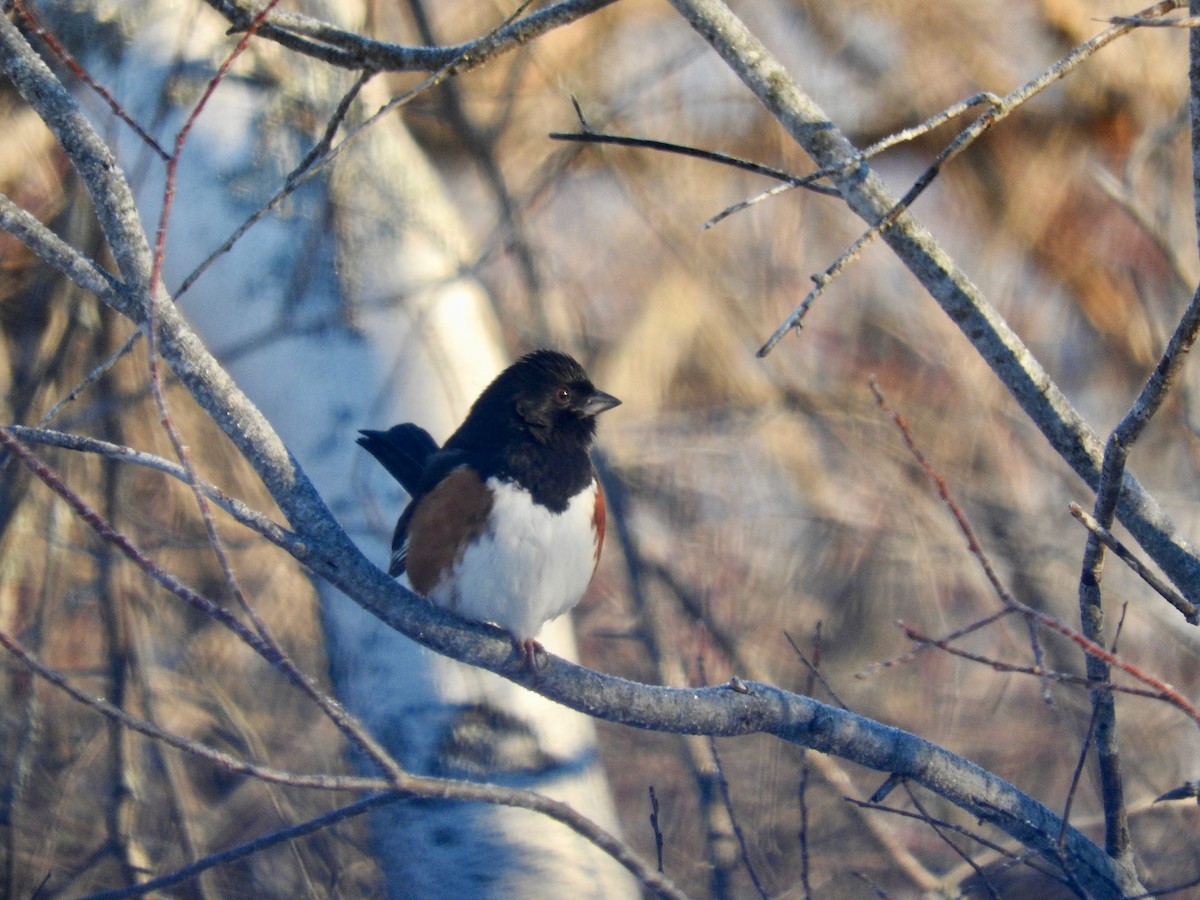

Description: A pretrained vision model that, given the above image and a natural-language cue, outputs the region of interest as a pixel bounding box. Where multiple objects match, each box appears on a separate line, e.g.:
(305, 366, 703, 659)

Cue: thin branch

(1070, 503, 1197, 622)
(548, 131, 841, 196)
(37, 331, 143, 427)
(857, 608, 1014, 677)
(3, 425, 303, 556)
(85, 793, 405, 900)
(10, 0, 170, 160)
(648, 786, 665, 873)
(905, 785, 1000, 898)
(1091, 165, 1196, 295)
(756, 92, 1005, 355)
(895, 622, 1185, 707)
(708, 737, 768, 900)
(0, 626, 387, 794)
(1106, 14, 1200, 26)
(0, 190, 122, 301)
(847, 797, 1065, 892)
(203, 0, 618, 73)
(783, 630, 847, 709)
(1060, 667, 1104, 851)
(867, 378, 1019, 609)
(292, 67, 376, 179)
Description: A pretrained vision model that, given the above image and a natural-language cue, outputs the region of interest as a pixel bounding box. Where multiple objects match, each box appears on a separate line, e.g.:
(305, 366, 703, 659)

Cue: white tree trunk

(59, 1, 635, 894)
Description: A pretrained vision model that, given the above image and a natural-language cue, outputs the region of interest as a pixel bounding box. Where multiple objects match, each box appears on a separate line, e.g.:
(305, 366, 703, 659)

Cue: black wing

(359, 423, 472, 578)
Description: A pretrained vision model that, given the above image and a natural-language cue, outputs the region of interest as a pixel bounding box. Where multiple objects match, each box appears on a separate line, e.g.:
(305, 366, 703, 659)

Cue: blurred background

(2, 0, 1200, 896)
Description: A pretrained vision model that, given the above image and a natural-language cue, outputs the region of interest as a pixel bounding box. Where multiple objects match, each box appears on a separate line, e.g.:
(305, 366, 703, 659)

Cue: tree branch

(202, 0, 618, 73)
(663, 0, 1200, 617)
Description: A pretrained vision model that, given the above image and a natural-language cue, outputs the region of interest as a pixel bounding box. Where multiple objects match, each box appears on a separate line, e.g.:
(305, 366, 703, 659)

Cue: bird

(357, 350, 621, 670)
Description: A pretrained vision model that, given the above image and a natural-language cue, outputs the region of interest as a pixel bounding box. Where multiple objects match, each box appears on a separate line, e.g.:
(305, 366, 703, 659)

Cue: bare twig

(0, 626, 387, 794)
(4, 425, 303, 555)
(1091, 165, 1196, 295)
(706, 91, 1005, 228)
(858, 608, 1014, 676)
(1070, 504, 1197, 622)
(905, 785, 999, 898)
(36, 331, 143, 427)
(202, 0, 618, 73)
(783, 630, 847, 709)
(863, 384, 1200, 726)
(1106, 14, 1200, 26)
(848, 797, 1065, 892)
(708, 737, 768, 900)
(86, 793, 405, 900)
(867, 377, 1018, 609)
(1061, 675, 1103, 852)
(648, 786, 665, 873)
(895, 623, 1182, 707)
(549, 130, 842, 197)
(0, 190, 121, 301)
(756, 93, 1005, 355)
(10, 0, 170, 159)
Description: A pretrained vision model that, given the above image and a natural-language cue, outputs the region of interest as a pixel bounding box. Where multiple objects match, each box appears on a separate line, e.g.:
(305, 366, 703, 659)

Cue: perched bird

(358, 350, 620, 669)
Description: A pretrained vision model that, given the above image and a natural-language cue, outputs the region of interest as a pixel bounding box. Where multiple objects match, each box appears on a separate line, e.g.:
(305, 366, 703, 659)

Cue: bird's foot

(516, 637, 548, 673)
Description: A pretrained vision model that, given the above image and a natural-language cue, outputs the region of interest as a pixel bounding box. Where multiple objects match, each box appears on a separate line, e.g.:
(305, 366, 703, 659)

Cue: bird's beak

(580, 390, 621, 417)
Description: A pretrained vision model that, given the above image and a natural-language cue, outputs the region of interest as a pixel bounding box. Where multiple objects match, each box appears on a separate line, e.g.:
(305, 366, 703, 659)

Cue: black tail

(357, 424, 440, 495)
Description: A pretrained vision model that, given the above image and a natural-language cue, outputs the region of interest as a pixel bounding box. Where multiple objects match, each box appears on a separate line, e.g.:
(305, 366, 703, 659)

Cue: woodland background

(2, 0, 1200, 897)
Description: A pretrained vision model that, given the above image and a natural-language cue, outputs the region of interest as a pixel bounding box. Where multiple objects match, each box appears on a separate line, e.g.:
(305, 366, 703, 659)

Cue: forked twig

(1070, 504, 1197, 622)
(865, 381, 1200, 727)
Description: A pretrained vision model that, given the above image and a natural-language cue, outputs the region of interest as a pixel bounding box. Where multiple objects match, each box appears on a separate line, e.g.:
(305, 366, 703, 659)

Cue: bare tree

(2, 0, 1200, 897)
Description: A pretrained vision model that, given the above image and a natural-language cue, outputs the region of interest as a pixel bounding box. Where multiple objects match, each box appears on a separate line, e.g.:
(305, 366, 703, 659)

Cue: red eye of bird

(556, 387, 571, 404)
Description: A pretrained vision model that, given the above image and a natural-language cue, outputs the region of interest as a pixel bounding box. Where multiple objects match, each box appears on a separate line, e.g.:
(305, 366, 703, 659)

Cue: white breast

(427, 478, 599, 639)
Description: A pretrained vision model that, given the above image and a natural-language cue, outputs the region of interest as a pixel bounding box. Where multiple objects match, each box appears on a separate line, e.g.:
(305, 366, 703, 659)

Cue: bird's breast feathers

(403, 473, 603, 639)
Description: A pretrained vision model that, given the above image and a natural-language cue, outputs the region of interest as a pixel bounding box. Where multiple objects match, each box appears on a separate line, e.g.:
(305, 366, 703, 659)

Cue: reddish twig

(895, 623, 1176, 705)
(0, 625, 386, 793)
(868, 377, 1014, 606)
(149, 0, 282, 292)
(0, 425, 404, 779)
(135, 2, 320, 768)
(867, 379, 1200, 727)
(10, 0, 170, 160)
